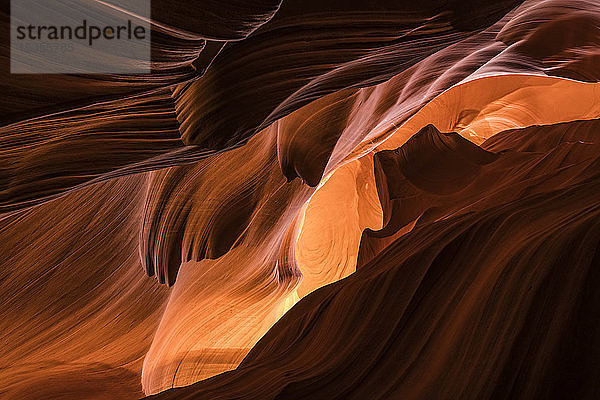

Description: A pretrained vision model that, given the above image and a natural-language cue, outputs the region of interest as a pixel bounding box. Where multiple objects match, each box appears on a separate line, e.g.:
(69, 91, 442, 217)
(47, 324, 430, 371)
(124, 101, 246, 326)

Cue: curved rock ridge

(358, 124, 499, 266)
(359, 119, 599, 267)
(3, 0, 600, 219)
(142, 73, 600, 289)
(381, 124, 498, 195)
(1, 0, 282, 125)
(0, 174, 170, 399)
(0, 0, 600, 398)
(147, 118, 600, 400)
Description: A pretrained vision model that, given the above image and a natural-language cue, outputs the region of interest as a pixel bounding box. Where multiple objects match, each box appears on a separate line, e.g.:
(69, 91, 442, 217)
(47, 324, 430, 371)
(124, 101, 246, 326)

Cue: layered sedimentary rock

(149, 119, 600, 400)
(1, 0, 599, 399)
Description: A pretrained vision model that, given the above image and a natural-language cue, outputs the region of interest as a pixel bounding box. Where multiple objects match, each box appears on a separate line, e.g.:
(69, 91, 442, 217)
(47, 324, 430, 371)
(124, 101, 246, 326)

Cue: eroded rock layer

(1, 0, 599, 399)
(149, 119, 600, 400)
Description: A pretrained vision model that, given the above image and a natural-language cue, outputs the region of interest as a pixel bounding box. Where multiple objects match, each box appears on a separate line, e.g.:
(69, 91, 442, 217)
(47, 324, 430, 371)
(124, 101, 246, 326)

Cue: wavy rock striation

(149, 119, 600, 400)
(1, 0, 599, 399)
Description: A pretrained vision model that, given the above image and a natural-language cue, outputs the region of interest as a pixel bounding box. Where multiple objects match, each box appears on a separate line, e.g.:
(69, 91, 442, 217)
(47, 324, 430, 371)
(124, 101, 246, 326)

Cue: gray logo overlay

(11, 0, 150, 74)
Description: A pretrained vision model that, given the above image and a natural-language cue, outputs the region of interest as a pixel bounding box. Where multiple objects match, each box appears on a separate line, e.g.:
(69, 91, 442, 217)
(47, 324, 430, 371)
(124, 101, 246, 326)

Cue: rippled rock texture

(1, 0, 599, 399)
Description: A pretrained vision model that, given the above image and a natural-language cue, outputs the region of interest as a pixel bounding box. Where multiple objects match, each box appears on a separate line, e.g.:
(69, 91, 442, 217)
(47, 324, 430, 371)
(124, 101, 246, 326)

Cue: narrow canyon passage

(1, 0, 599, 399)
